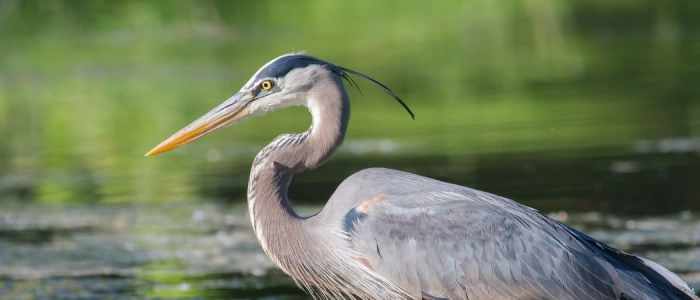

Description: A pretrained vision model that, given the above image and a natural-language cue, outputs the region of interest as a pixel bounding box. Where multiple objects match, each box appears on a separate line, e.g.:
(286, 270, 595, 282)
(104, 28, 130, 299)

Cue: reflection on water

(0, 203, 307, 299)
(0, 203, 698, 299)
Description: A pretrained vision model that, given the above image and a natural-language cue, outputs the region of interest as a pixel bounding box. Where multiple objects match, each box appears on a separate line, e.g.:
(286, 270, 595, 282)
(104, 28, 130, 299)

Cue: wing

(333, 168, 695, 300)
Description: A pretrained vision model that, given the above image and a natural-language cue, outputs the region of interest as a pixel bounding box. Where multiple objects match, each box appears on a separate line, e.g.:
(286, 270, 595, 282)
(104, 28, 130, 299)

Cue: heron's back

(318, 168, 696, 300)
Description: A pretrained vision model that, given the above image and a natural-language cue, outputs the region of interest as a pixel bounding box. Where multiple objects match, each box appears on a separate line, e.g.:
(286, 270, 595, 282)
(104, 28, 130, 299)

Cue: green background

(1, 1, 698, 209)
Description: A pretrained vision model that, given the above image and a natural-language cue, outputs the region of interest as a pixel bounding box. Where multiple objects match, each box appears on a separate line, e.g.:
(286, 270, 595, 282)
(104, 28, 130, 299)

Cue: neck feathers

(246, 71, 349, 277)
(306, 73, 350, 169)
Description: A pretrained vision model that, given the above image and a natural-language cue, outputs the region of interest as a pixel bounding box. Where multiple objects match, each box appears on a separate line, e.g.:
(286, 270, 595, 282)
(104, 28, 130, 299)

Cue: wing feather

(333, 168, 696, 300)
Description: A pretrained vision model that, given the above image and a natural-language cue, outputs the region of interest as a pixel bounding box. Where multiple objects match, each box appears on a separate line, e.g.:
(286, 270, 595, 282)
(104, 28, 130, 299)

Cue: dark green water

(0, 203, 698, 299)
(0, 0, 699, 298)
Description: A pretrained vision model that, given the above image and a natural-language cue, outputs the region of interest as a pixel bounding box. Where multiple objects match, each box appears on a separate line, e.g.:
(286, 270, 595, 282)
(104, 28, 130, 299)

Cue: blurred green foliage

(0, 0, 698, 204)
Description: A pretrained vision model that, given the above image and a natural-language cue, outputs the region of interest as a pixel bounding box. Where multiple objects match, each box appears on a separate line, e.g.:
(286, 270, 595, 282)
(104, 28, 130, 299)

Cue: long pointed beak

(145, 92, 251, 156)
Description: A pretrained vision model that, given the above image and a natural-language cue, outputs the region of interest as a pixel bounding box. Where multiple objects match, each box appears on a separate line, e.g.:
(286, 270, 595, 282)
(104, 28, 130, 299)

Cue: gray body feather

(319, 168, 696, 299)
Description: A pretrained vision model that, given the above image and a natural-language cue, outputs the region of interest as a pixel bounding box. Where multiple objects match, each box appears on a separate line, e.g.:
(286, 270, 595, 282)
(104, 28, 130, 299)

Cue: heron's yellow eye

(261, 80, 274, 91)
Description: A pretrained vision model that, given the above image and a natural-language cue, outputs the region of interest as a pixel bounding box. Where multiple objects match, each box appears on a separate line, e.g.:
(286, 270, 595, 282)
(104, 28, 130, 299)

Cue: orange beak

(145, 92, 251, 156)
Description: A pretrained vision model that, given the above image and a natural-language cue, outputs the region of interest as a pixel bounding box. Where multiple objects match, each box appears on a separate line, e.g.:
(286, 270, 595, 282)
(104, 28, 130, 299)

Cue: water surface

(0, 203, 698, 299)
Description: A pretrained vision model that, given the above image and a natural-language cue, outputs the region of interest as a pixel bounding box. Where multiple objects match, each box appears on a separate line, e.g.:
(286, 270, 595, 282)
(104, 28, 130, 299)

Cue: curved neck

(246, 73, 349, 274)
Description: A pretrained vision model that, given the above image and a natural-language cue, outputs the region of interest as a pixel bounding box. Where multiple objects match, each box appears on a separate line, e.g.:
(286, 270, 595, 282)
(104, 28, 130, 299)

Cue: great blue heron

(146, 53, 697, 300)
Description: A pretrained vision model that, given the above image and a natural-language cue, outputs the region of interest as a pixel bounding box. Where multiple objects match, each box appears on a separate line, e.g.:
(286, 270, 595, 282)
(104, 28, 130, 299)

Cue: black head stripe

(254, 55, 324, 81)
(253, 53, 415, 120)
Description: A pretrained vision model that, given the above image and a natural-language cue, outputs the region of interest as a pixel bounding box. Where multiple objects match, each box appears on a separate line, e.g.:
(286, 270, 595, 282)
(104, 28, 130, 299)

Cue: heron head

(145, 53, 413, 156)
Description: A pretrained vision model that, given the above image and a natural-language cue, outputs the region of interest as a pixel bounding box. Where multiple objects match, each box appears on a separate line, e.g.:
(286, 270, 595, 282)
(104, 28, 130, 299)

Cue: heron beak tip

(144, 147, 163, 157)
(144, 141, 180, 157)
